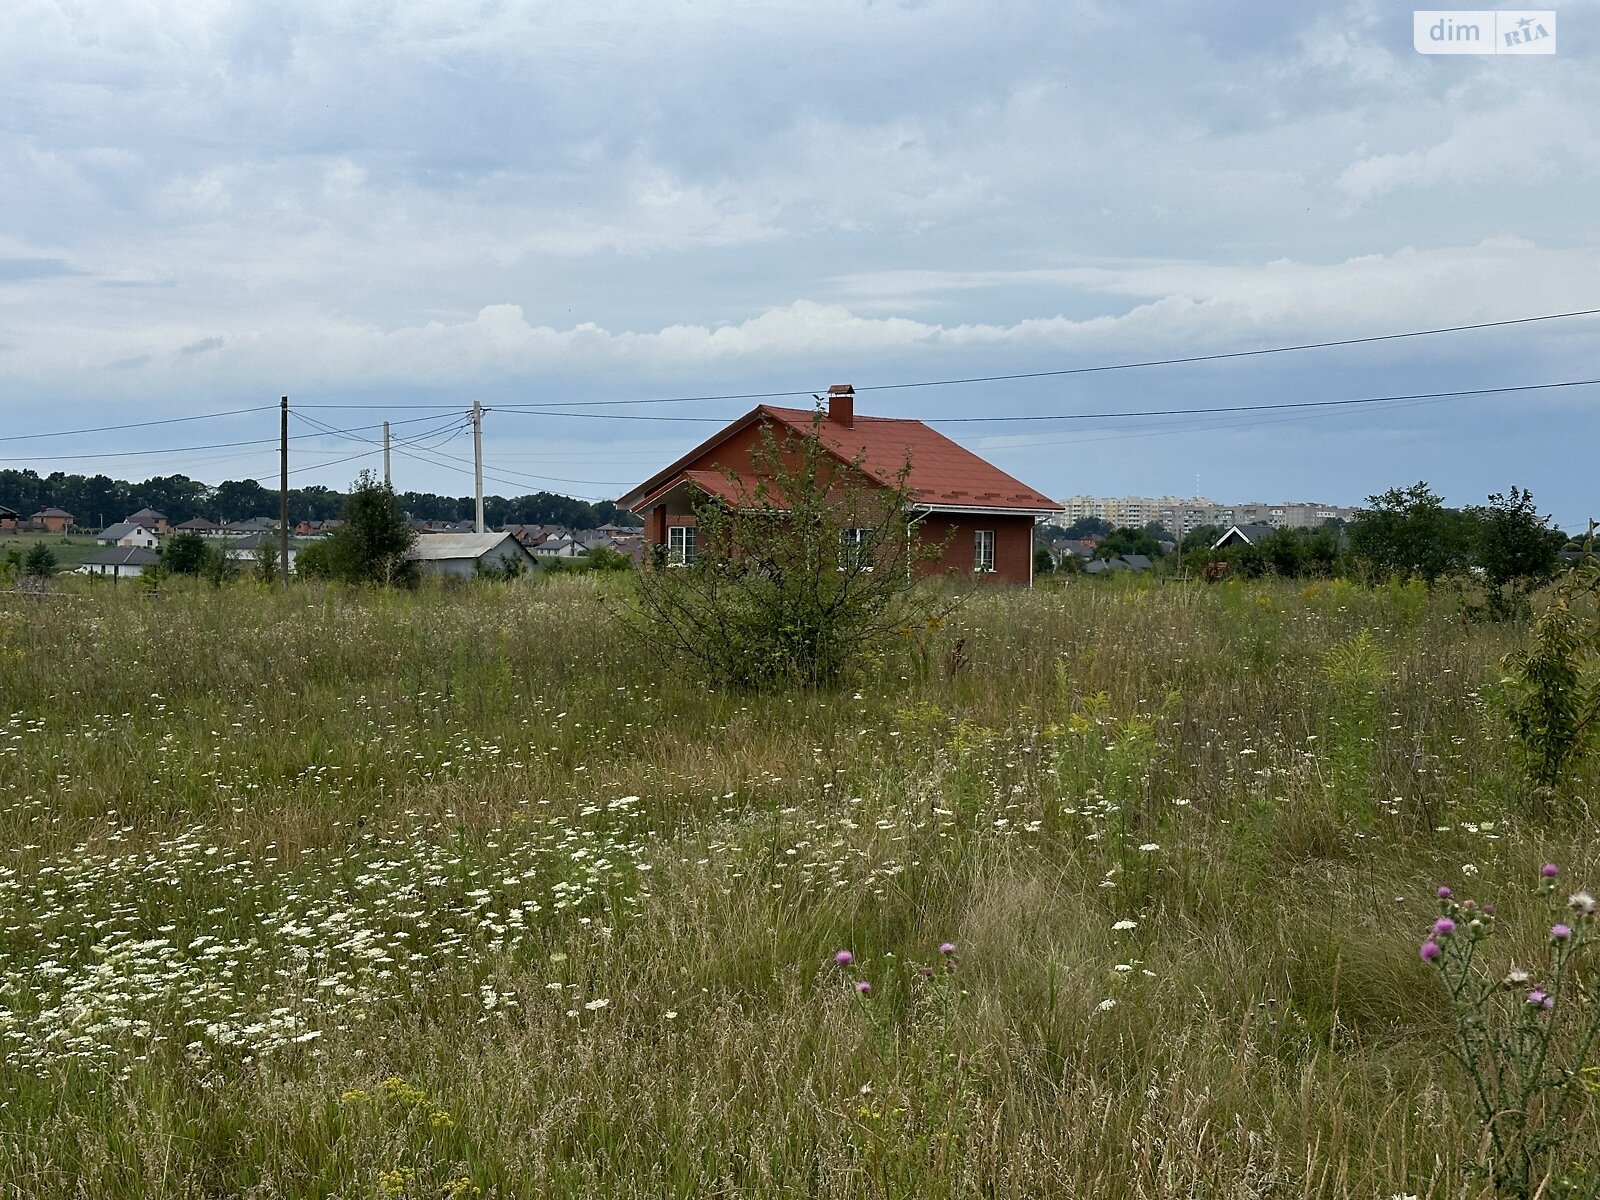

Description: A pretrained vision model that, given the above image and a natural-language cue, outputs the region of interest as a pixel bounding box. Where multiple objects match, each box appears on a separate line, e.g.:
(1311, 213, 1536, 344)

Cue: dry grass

(0, 571, 1595, 1197)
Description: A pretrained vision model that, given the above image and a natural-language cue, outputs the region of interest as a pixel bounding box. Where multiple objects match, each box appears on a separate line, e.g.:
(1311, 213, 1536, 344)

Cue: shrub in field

(1465, 486, 1563, 622)
(319, 471, 418, 586)
(22, 541, 56, 578)
(1419, 867, 1600, 1197)
(631, 412, 955, 690)
(1494, 534, 1600, 800)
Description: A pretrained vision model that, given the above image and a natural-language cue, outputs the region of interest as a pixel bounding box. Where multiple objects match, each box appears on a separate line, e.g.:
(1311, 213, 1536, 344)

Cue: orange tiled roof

(621, 404, 1061, 514)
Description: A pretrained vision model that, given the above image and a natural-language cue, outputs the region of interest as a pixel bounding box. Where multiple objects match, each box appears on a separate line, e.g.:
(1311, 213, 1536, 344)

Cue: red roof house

(618, 385, 1063, 585)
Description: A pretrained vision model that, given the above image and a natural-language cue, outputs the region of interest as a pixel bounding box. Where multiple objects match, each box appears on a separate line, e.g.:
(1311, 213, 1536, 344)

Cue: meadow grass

(0, 572, 1595, 1197)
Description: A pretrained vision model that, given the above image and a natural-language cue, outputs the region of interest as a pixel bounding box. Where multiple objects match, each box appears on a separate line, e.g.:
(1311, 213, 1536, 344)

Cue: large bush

(631, 412, 955, 689)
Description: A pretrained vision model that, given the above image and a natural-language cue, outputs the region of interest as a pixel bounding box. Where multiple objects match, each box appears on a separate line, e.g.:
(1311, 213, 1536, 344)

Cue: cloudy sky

(3, 0, 1598, 527)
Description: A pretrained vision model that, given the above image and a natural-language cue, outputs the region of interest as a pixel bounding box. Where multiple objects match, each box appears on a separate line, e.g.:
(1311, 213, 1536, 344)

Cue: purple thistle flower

(1551, 923, 1573, 941)
(835, 950, 854, 967)
(1420, 940, 1442, 963)
(855, 980, 871, 995)
(1432, 917, 1457, 938)
(1543, 863, 1560, 878)
(939, 942, 957, 956)
(1483, 904, 1497, 916)
(1436, 886, 1452, 900)
(1527, 988, 1549, 1007)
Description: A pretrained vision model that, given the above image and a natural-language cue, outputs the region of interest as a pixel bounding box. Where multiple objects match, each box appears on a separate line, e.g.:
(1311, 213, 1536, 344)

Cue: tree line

(1043, 483, 1587, 618)
(0, 468, 638, 531)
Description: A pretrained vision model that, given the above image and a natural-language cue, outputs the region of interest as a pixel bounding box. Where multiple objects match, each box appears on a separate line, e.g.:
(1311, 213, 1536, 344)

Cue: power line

(931, 376, 1600, 422)
(279, 305, 1600, 414)
(0, 405, 279, 445)
(497, 375, 1600, 428)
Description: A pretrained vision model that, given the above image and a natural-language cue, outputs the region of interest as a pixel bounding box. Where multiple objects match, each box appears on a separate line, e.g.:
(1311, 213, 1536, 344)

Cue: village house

(125, 507, 170, 535)
(219, 516, 277, 537)
(222, 530, 298, 570)
(618, 385, 1063, 585)
(174, 516, 219, 534)
(0, 504, 17, 532)
(1212, 522, 1278, 550)
(81, 546, 161, 579)
(30, 507, 74, 533)
(408, 532, 539, 578)
(95, 521, 161, 549)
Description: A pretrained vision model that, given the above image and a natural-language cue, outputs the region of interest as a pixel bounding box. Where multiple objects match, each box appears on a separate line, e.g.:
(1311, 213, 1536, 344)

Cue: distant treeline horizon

(0, 468, 639, 532)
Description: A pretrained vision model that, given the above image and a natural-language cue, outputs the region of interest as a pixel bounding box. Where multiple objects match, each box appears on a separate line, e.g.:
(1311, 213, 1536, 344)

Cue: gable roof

(0, 504, 17, 519)
(1213, 522, 1277, 549)
(408, 532, 535, 563)
(175, 517, 218, 530)
(96, 521, 150, 542)
(33, 507, 73, 518)
(126, 507, 166, 523)
(619, 404, 1061, 516)
(84, 546, 161, 566)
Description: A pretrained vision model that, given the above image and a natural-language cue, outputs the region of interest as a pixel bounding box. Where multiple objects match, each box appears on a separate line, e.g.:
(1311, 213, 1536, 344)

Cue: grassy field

(0, 573, 1594, 1197)
(0, 531, 102, 570)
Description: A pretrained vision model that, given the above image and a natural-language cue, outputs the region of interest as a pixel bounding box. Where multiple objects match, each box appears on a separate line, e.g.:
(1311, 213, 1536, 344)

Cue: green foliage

(1466, 486, 1562, 622)
(161, 531, 211, 576)
(631, 412, 957, 689)
(1034, 546, 1056, 576)
(584, 546, 634, 572)
(254, 538, 282, 584)
(1419, 871, 1600, 1197)
(295, 538, 336, 580)
(1493, 535, 1600, 799)
(1093, 526, 1165, 560)
(1347, 481, 1474, 583)
(22, 541, 56, 578)
(1060, 515, 1113, 540)
(323, 472, 419, 587)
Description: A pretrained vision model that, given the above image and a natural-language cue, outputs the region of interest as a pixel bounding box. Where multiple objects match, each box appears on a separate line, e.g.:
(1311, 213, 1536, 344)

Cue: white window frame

(974, 529, 996, 573)
(667, 525, 696, 566)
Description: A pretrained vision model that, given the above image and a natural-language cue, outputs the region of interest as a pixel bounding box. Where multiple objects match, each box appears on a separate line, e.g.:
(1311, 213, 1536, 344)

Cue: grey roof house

(408, 532, 539, 578)
(82, 546, 161, 578)
(96, 521, 161, 548)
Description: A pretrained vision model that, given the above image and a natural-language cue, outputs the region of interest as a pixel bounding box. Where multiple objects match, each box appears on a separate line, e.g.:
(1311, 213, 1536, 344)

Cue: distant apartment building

(1052, 495, 1354, 536)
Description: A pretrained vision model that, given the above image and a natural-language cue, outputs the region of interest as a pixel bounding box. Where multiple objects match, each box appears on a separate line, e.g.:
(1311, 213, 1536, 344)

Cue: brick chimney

(827, 383, 854, 427)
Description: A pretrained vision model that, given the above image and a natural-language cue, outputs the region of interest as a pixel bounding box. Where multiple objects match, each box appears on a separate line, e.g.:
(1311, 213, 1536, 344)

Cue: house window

(839, 527, 873, 569)
(667, 525, 696, 566)
(974, 529, 996, 573)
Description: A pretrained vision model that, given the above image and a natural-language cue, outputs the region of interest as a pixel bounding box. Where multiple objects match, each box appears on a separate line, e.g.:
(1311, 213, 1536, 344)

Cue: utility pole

(279, 396, 290, 585)
(383, 420, 392, 488)
(472, 400, 485, 534)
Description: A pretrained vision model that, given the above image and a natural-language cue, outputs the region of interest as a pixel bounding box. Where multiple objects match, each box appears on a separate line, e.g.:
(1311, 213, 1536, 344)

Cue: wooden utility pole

(279, 395, 290, 585)
(383, 420, 392, 488)
(472, 400, 485, 534)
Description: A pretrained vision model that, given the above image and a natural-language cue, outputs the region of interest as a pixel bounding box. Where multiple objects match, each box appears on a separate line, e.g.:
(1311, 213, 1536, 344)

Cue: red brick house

(618, 385, 1063, 585)
(30, 507, 74, 533)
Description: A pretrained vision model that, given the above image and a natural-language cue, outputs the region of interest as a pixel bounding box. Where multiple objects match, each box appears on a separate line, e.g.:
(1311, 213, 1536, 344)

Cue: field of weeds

(0, 573, 1595, 1198)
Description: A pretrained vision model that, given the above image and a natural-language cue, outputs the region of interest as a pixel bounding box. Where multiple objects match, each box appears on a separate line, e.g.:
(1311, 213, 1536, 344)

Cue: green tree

(631, 412, 955, 690)
(324, 472, 418, 586)
(23, 542, 56, 578)
(161, 532, 211, 576)
(1062, 516, 1113, 540)
(1467, 486, 1560, 620)
(1347, 482, 1473, 583)
(1094, 526, 1165, 560)
(1034, 546, 1056, 576)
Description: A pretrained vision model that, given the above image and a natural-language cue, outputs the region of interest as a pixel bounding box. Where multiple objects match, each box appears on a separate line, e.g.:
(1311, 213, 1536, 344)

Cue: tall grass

(0, 572, 1594, 1197)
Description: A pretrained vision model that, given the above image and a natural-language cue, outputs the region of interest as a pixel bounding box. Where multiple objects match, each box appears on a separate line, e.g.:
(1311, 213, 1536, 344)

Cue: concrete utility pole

(382, 420, 392, 488)
(472, 400, 485, 534)
(278, 395, 290, 585)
